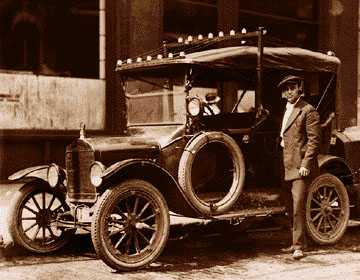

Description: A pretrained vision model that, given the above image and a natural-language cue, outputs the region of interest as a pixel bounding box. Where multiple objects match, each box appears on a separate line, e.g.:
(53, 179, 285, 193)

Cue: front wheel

(8, 182, 74, 253)
(305, 173, 350, 245)
(91, 179, 170, 271)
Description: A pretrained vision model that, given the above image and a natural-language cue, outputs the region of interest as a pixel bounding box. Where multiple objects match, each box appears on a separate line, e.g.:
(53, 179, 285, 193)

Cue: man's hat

(205, 92, 221, 104)
(277, 75, 304, 88)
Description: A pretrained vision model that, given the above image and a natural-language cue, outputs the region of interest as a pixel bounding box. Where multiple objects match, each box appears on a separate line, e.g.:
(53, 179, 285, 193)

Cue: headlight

(187, 97, 202, 117)
(48, 164, 59, 187)
(90, 162, 105, 187)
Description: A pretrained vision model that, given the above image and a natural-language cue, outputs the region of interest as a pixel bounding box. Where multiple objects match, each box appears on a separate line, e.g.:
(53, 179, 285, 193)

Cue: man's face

(281, 82, 302, 104)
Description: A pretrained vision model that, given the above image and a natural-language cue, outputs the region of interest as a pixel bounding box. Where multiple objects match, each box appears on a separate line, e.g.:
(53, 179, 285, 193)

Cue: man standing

(278, 75, 321, 260)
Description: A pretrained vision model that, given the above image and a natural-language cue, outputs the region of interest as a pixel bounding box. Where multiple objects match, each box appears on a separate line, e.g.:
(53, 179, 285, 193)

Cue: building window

(0, 0, 99, 78)
(239, 0, 318, 49)
(164, 0, 218, 41)
(10, 21, 41, 71)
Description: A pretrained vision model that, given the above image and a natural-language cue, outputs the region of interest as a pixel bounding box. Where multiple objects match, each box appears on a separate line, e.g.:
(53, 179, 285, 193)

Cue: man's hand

(299, 167, 310, 177)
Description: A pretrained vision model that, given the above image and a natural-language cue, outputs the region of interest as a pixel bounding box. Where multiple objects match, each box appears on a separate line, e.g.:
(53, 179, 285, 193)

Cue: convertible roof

(116, 46, 340, 75)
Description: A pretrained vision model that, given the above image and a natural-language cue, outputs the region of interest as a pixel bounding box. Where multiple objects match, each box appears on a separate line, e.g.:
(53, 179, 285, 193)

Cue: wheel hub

(36, 209, 52, 226)
(324, 205, 333, 214)
(127, 214, 138, 228)
(320, 198, 334, 216)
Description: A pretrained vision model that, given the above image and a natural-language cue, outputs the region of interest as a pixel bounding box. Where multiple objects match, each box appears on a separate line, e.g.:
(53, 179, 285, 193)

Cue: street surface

(2, 218, 360, 280)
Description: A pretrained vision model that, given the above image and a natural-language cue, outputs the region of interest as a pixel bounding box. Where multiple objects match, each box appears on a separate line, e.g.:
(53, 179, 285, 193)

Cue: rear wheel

(9, 182, 74, 253)
(305, 173, 349, 245)
(91, 179, 170, 271)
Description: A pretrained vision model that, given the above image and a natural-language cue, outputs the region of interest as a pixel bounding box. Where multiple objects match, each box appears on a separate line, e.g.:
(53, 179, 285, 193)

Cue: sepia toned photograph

(1, 1, 360, 279)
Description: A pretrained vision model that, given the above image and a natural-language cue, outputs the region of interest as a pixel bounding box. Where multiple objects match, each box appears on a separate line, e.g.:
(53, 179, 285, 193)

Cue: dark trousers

(289, 179, 307, 249)
(281, 178, 308, 250)
(279, 148, 307, 250)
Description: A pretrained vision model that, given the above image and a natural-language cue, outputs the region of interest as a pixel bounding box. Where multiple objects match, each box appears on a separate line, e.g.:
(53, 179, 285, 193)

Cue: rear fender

(318, 154, 353, 186)
(102, 159, 201, 217)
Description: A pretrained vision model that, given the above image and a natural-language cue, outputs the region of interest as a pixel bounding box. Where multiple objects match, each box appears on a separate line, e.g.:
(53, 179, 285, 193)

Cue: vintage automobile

(3, 28, 360, 271)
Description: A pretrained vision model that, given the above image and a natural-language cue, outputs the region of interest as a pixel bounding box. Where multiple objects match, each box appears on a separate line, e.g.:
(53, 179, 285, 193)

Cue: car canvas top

(116, 46, 340, 74)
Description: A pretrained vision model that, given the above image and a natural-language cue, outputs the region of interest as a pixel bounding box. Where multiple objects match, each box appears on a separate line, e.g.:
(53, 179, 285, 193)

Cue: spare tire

(178, 132, 245, 215)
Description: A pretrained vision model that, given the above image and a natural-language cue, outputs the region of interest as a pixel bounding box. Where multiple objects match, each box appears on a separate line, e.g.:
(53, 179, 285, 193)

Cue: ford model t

(3, 28, 359, 270)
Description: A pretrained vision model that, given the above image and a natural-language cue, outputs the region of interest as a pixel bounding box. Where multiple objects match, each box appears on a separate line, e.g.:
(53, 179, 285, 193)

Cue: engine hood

(77, 124, 185, 165)
(85, 136, 159, 152)
(82, 136, 159, 165)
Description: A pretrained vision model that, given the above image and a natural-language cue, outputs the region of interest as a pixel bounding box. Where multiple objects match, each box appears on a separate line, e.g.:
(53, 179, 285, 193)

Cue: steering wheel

(203, 103, 216, 115)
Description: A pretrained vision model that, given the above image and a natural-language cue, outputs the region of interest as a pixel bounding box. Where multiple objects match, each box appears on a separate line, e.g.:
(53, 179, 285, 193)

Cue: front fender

(8, 165, 49, 182)
(8, 164, 66, 184)
(102, 159, 201, 217)
(102, 159, 142, 179)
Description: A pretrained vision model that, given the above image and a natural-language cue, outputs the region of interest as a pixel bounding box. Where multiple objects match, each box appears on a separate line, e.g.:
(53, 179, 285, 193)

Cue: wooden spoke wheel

(91, 179, 170, 271)
(9, 182, 74, 253)
(305, 173, 350, 245)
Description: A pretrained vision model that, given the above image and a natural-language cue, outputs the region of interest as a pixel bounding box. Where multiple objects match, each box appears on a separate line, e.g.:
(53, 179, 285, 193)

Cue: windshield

(125, 72, 256, 126)
(125, 76, 186, 126)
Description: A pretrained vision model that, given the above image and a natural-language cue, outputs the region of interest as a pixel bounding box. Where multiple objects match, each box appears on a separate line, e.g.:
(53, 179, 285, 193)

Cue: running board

(212, 206, 286, 223)
(170, 206, 286, 226)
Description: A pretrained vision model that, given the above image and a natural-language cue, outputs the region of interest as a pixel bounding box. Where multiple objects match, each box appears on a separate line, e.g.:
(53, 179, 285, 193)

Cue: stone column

(217, 0, 240, 113)
(319, 0, 359, 129)
(217, 0, 239, 33)
(105, 0, 163, 132)
(99, 0, 106, 80)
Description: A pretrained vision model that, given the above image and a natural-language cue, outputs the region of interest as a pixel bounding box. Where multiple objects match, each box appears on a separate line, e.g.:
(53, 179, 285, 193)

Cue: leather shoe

(292, 249, 304, 260)
(281, 246, 295, 253)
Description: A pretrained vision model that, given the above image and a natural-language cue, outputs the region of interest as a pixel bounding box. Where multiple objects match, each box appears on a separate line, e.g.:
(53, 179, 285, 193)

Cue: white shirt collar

(286, 102, 294, 110)
(286, 96, 302, 109)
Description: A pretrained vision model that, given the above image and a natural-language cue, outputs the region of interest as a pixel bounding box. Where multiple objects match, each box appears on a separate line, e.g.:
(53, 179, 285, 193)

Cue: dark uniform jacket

(282, 98, 321, 181)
